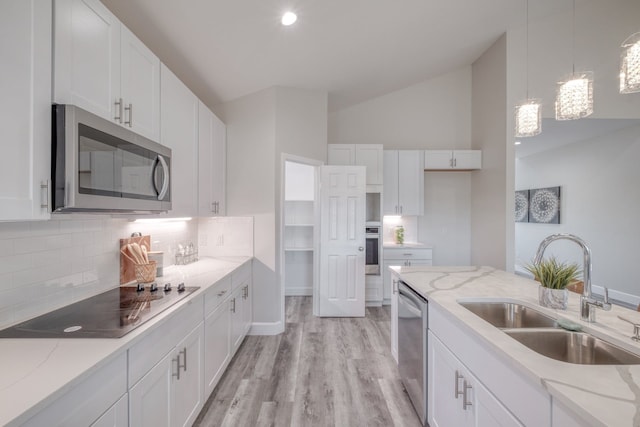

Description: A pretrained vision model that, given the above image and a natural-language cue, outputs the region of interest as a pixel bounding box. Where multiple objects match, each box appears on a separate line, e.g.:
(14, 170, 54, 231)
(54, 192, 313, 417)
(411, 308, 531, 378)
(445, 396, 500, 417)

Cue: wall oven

(52, 104, 171, 213)
(365, 226, 381, 275)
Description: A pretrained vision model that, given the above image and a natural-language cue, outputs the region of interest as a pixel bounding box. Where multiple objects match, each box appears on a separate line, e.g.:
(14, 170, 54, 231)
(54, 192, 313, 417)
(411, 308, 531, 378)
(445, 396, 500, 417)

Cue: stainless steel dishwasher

(398, 281, 428, 426)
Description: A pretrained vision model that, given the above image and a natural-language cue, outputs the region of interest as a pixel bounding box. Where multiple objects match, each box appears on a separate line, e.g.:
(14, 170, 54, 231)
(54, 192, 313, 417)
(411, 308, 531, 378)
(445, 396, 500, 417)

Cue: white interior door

(318, 165, 366, 317)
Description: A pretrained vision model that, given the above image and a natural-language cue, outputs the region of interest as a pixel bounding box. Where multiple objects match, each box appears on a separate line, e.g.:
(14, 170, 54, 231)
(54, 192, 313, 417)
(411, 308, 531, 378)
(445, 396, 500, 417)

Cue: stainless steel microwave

(52, 104, 171, 213)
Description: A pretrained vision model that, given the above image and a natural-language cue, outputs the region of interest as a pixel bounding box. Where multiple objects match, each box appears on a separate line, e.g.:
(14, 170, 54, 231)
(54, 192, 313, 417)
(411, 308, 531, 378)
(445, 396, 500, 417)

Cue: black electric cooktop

(0, 284, 199, 338)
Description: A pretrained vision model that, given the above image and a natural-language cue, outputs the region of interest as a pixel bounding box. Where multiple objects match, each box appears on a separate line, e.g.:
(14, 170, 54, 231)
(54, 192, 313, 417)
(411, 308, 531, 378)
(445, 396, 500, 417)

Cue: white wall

(515, 123, 640, 298)
(471, 34, 509, 270)
(0, 217, 197, 329)
(223, 86, 327, 330)
(328, 67, 473, 265)
(198, 217, 254, 258)
(223, 88, 278, 325)
(507, 0, 640, 281)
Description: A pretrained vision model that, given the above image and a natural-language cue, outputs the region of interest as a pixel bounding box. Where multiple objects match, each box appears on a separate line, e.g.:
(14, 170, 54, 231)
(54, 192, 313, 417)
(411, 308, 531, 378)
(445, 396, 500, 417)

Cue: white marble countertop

(0, 256, 252, 427)
(393, 265, 640, 427)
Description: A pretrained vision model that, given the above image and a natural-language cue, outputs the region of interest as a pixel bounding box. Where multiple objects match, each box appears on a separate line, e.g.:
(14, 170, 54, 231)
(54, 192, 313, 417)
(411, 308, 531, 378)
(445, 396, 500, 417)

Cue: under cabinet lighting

(133, 217, 192, 224)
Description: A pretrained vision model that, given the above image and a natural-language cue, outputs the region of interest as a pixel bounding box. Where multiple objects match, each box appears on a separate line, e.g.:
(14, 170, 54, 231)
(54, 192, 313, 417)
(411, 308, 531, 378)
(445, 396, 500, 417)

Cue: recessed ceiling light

(282, 11, 297, 26)
(514, 141, 522, 146)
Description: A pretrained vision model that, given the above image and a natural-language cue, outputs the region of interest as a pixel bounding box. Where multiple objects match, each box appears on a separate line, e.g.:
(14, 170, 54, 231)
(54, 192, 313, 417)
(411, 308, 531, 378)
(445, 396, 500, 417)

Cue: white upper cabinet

(161, 64, 198, 217)
(54, 0, 160, 141)
(0, 0, 52, 221)
(120, 26, 160, 141)
(328, 144, 383, 186)
(383, 150, 424, 216)
(198, 101, 226, 216)
(424, 150, 482, 170)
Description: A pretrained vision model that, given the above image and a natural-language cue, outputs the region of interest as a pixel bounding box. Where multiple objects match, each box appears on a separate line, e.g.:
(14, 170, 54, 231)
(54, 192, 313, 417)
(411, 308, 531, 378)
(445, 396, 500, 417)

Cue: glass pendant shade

(555, 72, 593, 120)
(515, 100, 542, 137)
(620, 32, 640, 94)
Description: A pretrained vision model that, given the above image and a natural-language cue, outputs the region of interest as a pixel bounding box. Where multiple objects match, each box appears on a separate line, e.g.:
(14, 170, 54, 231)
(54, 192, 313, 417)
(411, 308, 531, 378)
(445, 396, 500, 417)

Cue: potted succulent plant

(525, 257, 581, 310)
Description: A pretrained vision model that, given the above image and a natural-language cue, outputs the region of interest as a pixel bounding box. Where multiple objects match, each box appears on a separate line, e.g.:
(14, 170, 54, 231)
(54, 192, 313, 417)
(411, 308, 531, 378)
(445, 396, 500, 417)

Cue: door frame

(279, 154, 322, 327)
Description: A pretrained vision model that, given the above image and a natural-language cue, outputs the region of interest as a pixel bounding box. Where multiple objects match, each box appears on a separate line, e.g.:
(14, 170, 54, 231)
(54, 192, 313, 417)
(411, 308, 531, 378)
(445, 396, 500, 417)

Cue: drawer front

(204, 275, 232, 315)
(23, 352, 127, 427)
(231, 260, 252, 290)
(129, 294, 204, 385)
(384, 248, 433, 260)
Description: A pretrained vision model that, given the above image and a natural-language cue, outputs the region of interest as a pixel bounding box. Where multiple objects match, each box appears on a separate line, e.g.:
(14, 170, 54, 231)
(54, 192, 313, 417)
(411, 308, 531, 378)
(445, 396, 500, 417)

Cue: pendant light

(620, 32, 640, 94)
(515, 0, 541, 137)
(555, 0, 594, 120)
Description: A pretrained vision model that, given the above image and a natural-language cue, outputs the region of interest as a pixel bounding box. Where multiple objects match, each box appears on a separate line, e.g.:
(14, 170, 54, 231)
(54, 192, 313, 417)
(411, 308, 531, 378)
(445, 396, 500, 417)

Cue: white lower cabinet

(429, 303, 550, 427)
(22, 352, 127, 427)
(429, 331, 522, 427)
(204, 297, 232, 397)
(383, 247, 432, 303)
(129, 352, 172, 427)
(230, 286, 245, 353)
(172, 324, 205, 427)
(91, 394, 128, 427)
(129, 322, 204, 427)
(390, 272, 399, 362)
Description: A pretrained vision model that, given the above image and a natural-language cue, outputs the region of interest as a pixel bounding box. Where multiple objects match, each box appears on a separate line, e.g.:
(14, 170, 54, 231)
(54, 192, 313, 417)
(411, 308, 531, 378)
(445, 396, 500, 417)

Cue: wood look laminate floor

(194, 296, 422, 427)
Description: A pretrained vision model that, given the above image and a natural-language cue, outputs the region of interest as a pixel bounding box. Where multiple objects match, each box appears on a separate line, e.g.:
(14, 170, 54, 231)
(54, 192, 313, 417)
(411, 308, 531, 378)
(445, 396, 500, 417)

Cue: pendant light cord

(525, 0, 529, 99)
(572, 0, 576, 75)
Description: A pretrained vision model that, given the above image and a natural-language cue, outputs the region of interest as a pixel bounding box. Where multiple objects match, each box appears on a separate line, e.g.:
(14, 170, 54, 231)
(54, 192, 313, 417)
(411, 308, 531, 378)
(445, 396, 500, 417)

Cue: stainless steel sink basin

(504, 329, 640, 365)
(459, 301, 557, 328)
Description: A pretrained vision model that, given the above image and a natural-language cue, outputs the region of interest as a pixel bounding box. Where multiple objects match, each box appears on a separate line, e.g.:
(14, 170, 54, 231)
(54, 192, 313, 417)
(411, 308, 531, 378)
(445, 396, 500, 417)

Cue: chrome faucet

(534, 233, 611, 322)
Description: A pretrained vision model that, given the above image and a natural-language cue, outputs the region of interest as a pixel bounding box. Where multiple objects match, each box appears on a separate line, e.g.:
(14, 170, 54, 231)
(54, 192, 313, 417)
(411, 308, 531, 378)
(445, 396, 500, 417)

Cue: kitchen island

(0, 256, 252, 427)
(392, 265, 640, 427)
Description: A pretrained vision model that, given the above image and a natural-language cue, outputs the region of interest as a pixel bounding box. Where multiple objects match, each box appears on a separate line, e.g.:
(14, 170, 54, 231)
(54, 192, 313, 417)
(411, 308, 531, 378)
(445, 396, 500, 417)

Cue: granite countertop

(0, 256, 252, 427)
(393, 265, 640, 427)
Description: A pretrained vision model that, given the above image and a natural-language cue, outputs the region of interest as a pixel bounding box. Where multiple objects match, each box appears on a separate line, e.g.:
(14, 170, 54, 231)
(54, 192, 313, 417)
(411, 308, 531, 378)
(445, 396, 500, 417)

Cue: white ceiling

(102, 0, 568, 112)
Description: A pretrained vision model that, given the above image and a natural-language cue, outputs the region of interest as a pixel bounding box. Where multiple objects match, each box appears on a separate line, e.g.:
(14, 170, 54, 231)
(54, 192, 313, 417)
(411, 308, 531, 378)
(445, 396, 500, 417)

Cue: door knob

(358, 247, 364, 251)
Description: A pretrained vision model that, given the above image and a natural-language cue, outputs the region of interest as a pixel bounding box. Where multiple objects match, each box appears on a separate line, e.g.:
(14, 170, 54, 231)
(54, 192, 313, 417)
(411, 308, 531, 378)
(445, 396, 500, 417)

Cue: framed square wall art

(528, 186, 561, 224)
(515, 190, 529, 223)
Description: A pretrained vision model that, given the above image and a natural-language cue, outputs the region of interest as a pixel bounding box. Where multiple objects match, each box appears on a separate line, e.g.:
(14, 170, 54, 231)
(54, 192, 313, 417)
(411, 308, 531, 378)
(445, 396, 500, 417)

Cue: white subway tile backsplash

(0, 216, 248, 329)
(0, 254, 33, 275)
(0, 217, 198, 329)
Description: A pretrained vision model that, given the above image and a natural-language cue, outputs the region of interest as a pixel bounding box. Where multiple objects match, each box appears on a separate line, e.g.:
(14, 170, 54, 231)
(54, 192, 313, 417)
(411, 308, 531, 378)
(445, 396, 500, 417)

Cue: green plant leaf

(524, 257, 581, 289)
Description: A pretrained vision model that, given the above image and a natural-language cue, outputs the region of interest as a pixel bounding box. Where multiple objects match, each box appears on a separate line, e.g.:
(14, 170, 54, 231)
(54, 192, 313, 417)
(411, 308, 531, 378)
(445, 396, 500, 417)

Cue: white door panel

(318, 165, 365, 317)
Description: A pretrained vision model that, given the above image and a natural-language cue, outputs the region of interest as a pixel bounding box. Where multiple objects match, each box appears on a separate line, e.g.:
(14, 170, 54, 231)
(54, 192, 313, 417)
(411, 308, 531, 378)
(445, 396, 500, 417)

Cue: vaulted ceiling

(102, 0, 568, 112)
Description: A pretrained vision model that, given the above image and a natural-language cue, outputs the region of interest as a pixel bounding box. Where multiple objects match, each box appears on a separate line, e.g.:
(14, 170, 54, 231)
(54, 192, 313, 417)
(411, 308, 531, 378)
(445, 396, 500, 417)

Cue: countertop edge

(0, 256, 253, 427)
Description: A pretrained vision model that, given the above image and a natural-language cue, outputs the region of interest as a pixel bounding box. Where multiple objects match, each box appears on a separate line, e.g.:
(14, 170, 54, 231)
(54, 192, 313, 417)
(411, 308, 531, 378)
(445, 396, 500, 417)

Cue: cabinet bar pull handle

(40, 181, 49, 209)
(180, 348, 187, 372)
(217, 290, 227, 297)
(455, 370, 464, 399)
(172, 355, 181, 380)
(124, 103, 133, 127)
(114, 98, 123, 123)
(463, 380, 473, 410)
(231, 298, 236, 313)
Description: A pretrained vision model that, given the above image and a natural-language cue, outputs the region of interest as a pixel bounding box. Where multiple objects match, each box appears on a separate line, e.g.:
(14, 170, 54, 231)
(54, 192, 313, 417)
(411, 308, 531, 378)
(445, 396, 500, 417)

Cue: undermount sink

(504, 329, 640, 365)
(459, 301, 558, 328)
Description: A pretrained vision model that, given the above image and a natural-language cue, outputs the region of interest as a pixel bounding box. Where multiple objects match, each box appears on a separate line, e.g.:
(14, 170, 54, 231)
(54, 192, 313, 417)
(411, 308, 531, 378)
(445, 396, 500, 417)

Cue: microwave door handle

(151, 155, 170, 200)
(156, 155, 170, 201)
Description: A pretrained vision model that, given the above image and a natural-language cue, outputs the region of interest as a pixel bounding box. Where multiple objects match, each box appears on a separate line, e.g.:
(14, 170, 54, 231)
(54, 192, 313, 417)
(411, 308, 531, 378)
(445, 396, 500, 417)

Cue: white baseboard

(284, 287, 312, 296)
(249, 321, 284, 336)
(366, 301, 383, 307)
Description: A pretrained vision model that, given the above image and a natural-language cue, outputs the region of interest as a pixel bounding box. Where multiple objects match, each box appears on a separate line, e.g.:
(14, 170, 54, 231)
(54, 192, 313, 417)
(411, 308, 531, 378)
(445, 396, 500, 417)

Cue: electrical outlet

(199, 234, 207, 246)
(216, 235, 224, 246)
